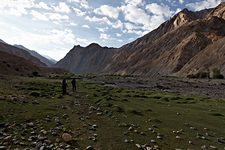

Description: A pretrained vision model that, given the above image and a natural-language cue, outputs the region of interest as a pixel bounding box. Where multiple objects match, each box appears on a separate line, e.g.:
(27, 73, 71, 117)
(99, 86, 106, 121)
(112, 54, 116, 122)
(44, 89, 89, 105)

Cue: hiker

(62, 79, 67, 95)
(71, 78, 77, 92)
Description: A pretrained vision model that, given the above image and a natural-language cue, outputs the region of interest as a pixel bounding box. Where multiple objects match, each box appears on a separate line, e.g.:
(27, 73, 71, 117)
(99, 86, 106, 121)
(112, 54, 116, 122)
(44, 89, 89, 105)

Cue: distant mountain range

(56, 2, 225, 77)
(0, 40, 62, 76)
(14, 44, 56, 67)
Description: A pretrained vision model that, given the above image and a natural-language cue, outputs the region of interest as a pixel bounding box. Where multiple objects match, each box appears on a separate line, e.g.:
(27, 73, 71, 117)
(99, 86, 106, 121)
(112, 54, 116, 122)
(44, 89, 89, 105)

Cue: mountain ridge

(54, 3, 225, 77)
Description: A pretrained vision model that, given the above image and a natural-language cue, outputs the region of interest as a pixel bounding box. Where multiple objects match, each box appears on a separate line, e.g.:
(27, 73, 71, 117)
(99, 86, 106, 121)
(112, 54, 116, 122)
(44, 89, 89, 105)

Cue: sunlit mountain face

(0, 0, 224, 60)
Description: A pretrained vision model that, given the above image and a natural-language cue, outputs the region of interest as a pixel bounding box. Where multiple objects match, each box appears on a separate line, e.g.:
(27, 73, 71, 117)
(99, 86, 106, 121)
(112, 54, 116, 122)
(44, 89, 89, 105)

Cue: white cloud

(35, 2, 52, 10)
(96, 27, 108, 33)
(179, 0, 184, 4)
(85, 16, 112, 25)
(112, 20, 123, 29)
(120, 4, 150, 28)
(70, 22, 78, 26)
(31, 10, 48, 21)
(124, 0, 143, 6)
(0, 22, 77, 60)
(82, 24, 90, 28)
(94, 5, 120, 19)
(100, 33, 111, 40)
(116, 33, 122, 37)
(46, 13, 69, 24)
(31, 11, 69, 24)
(186, 0, 221, 11)
(53, 2, 71, 14)
(72, 7, 86, 16)
(146, 3, 174, 18)
(0, 0, 35, 16)
(67, 0, 89, 9)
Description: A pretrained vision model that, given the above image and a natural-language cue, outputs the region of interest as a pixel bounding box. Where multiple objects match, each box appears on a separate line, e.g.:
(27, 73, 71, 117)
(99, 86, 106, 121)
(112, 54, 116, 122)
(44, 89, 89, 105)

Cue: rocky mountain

(14, 44, 56, 66)
(0, 50, 41, 76)
(56, 2, 225, 77)
(55, 43, 117, 73)
(0, 42, 46, 67)
(106, 2, 225, 77)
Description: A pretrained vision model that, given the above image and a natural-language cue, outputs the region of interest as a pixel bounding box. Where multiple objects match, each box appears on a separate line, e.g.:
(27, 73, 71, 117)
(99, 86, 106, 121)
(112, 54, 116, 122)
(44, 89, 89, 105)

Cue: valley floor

(0, 75, 225, 149)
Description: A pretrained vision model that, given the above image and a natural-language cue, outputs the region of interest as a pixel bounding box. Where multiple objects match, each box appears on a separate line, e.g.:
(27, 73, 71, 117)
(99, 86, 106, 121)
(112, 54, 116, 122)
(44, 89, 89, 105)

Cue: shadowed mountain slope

(55, 43, 117, 73)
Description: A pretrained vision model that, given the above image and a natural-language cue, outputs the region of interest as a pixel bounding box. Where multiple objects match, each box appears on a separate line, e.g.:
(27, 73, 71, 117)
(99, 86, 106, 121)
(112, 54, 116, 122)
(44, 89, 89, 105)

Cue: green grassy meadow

(0, 76, 225, 149)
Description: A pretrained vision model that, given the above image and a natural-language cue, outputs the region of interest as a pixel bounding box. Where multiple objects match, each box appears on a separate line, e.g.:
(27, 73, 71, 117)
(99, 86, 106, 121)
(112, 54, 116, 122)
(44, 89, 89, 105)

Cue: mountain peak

(87, 43, 102, 49)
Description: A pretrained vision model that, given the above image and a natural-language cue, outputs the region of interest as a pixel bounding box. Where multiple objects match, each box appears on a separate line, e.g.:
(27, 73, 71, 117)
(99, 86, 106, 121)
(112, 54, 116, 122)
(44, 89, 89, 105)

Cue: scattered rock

(135, 144, 141, 149)
(157, 135, 162, 139)
(39, 146, 45, 150)
(201, 145, 207, 150)
(151, 139, 156, 143)
(27, 122, 34, 127)
(0, 146, 7, 150)
(62, 133, 72, 142)
(176, 136, 181, 139)
(190, 126, 197, 130)
(209, 145, 217, 149)
(86, 145, 94, 150)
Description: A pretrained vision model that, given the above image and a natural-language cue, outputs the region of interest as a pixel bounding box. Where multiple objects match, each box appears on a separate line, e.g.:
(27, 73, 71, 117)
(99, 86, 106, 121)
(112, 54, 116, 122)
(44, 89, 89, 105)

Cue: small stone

(201, 136, 206, 140)
(96, 112, 102, 116)
(190, 127, 196, 130)
(209, 145, 217, 149)
(40, 129, 47, 135)
(62, 133, 72, 142)
(148, 128, 153, 131)
(86, 145, 94, 150)
(128, 126, 133, 131)
(124, 139, 128, 143)
(55, 138, 60, 143)
(135, 144, 141, 149)
(0, 146, 7, 150)
(151, 139, 156, 143)
(176, 136, 181, 139)
(27, 122, 34, 127)
(4, 135, 11, 141)
(201, 145, 207, 150)
(40, 146, 45, 150)
(157, 135, 162, 139)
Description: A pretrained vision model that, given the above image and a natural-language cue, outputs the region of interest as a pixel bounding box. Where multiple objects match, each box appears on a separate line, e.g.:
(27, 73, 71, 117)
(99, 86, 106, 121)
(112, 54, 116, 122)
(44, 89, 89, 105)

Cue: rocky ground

(86, 75, 225, 99)
(1, 75, 225, 149)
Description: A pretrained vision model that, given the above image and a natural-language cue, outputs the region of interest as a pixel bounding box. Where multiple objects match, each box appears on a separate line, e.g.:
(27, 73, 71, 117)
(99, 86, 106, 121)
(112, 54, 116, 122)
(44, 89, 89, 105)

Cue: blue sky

(0, 0, 224, 60)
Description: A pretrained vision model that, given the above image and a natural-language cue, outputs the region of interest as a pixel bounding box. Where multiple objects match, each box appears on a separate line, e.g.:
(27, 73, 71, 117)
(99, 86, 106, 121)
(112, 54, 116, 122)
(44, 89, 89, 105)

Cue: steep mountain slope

(55, 43, 117, 73)
(57, 2, 225, 77)
(14, 44, 56, 66)
(106, 2, 225, 77)
(0, 51, 41, 76)
(176, 37, 225, 76)
(0, 42, 46, 67)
